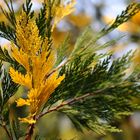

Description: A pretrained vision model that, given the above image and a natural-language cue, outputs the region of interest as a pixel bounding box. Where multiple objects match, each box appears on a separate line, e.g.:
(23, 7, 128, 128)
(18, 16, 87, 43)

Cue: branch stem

(37, 88, 105, 119)
(25, 124, 35, 140)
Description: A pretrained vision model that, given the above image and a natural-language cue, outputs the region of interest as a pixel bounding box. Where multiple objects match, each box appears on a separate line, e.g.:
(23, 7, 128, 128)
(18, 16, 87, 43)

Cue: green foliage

(97, 3, 140, 40)
(0, 47, 14, 63)
(0, 22, 16, 43)
(55, 34, 71, 66)
(0, 62, 19, 138)
(36, 3, 47, 38)
(0, 0, 16, 43)
(0, 69, 18, 106)
(11, 116, 26, 139)
(0, 62, 18, 107)
(22, 0, 34, 18)
(48, 51, 140, 134)
(36, 0, 55, 40)
(46, 2, 140, 134)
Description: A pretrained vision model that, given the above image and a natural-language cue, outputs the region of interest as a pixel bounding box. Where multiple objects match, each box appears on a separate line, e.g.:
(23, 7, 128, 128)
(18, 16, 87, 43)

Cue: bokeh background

(1, 0, 140, 139)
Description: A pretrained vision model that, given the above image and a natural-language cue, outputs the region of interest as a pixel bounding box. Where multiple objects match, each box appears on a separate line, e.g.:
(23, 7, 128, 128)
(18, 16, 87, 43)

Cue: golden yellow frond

(41, 37, 49, 51)
(9, 9, 65, 124)
(11, 44, 30, 72)
(16, 98, 30, 107)
(27, 89, 39, 114)
(41, 50, 56, 75)
(9, 67, 32, 89)
(51, 0, 76, 31)
(19, 116, 36, 124)
(17, 89, 39, 114)
(16, 11, 42, 54)
(38, 72, 65, 106)
(27, 73, 65, 114)
(30, 50, 56, 87)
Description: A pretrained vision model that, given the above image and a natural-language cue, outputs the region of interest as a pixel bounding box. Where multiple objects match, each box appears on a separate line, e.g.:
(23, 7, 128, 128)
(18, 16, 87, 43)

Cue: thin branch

(25, 124, 35, 140)
(44, 57, 71, 80)
(44, 50, 85, 80)
(37, 88, 105, 119)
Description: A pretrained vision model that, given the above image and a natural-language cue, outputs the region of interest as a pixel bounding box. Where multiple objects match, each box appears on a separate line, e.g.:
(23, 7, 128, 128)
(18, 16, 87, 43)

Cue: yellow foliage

(131, 11, 140, 25)
(45, 0, 76, 31)
(52, 28, 67, 47)
(16, 11, 42, 55)
(9, 67, 32, 89)
(52, 0, 76, 30)
(16, 98, 30, 106)
(68, 13, 92, 28)
(9, 11, 65, 124)
(11, 45, 30, 72)
(19, 115, 36, 124)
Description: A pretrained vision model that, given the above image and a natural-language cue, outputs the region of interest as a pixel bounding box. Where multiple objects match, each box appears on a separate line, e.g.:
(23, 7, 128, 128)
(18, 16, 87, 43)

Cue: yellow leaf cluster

(9, 67, 32, 89)
(16, 12, 42, 55)
(9, 11, 65, 124)
(45, 0, 76, 31)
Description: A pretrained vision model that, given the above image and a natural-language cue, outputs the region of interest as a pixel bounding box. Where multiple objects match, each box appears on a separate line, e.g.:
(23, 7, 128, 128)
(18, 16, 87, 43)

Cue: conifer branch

(96, 2, 140, 40)
(37, 87, 110, 119)
(0, 0, 140, 138)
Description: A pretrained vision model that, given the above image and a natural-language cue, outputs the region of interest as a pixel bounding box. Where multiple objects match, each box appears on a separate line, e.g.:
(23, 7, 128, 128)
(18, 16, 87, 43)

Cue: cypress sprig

(0, 0, 139, 139)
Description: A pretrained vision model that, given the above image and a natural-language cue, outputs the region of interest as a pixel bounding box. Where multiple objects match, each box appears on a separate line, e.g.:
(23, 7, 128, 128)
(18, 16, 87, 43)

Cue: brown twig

(25, 124, 35, 140)
(37, 88, 105, 119)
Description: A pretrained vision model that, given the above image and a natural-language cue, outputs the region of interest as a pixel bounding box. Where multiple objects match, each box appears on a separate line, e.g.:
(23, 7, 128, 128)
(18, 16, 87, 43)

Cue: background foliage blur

(1, 0, 140, 139)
